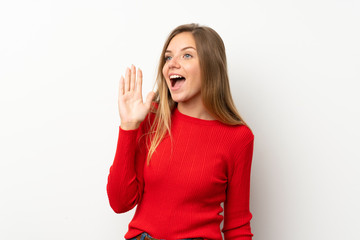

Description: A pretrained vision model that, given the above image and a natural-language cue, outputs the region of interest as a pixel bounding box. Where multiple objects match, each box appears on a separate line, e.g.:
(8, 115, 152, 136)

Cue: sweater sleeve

(106, 124, 148, 213)
(222, 137, 254, 240)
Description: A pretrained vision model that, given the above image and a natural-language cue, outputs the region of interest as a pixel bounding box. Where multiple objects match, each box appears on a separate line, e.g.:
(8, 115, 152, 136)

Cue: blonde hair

(146, 23, 248, 165)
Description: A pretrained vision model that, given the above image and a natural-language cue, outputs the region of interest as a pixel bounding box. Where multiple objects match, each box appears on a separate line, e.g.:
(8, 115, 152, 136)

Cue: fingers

(130, 65, 136, 91)
(124, 67, 130, 92)
(124, 65, 138, 93)
(136, 68, 143, 99)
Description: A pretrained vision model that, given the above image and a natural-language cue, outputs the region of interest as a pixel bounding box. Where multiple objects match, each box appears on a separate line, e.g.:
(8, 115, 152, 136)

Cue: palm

(118, 65, 155, 128)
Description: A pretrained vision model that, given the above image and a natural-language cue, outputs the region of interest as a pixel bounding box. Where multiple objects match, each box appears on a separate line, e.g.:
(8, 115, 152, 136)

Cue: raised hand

(118, 65, 155, 130)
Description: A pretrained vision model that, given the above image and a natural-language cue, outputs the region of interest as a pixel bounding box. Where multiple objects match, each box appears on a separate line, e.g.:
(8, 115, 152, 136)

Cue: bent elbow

(109, 201, 135, 214)
(106, 176, 142, 214)
(107, 189, 139, 214)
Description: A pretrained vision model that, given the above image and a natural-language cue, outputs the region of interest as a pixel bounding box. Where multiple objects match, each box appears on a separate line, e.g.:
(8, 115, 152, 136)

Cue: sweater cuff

(119, 125, 140, 134)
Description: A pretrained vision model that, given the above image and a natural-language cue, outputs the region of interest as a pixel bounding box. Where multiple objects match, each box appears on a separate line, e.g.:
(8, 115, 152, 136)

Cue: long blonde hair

(146, 23, 248, 165)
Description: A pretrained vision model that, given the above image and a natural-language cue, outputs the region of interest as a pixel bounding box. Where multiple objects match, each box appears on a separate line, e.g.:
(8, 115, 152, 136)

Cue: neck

(177, 101, 215, 120)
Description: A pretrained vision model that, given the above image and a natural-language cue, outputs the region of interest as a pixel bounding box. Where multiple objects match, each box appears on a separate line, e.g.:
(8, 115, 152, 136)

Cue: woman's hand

(118, 65, 155, 130)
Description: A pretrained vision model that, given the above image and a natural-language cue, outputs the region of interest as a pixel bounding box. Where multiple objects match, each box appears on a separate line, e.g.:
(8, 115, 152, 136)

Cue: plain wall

(0, 0, 359, 239)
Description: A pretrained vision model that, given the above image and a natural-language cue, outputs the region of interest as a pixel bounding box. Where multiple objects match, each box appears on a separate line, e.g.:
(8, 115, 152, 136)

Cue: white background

(1, 0, 359, 239)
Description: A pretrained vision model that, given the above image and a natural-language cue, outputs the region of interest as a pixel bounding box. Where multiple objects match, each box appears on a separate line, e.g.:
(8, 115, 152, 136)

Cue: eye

(184, 53, 192, 59)
(164, 56, 172, 61)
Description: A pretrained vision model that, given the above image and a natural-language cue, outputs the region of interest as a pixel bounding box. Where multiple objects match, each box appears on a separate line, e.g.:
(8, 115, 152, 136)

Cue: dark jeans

(126, 232, 203, 240)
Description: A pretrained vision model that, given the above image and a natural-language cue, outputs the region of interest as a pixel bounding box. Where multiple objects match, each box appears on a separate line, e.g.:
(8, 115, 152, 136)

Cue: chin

(170, 95, 186, 103)
(169, 93, 180, 102)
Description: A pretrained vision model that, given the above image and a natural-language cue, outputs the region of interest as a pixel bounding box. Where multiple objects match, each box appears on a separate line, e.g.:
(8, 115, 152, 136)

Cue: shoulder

(220, 124, 254, 161)
(230, 125, 254, 164)
(224, 123, 254, 144)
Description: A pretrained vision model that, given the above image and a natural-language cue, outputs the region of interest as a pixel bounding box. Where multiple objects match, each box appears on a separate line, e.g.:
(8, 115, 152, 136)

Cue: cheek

(162, 67, 172, 89)
(189, 64, 201, 83)
(193, 67, 202, 89)
(187, 61, 200, 75)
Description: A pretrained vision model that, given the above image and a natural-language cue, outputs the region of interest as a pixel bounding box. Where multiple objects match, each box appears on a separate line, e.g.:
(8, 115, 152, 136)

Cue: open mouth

(170, 74, 186, 88)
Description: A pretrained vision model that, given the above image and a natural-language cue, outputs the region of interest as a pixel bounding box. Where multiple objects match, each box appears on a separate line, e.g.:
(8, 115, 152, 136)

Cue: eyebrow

(165, 46, 196, 53)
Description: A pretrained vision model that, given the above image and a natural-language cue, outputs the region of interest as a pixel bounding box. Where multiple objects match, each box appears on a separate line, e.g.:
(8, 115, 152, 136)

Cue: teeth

(169, 75, 184, 79)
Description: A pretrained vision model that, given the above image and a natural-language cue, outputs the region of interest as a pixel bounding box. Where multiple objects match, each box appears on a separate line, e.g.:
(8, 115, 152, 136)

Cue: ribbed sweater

(107, 107, 254, 240)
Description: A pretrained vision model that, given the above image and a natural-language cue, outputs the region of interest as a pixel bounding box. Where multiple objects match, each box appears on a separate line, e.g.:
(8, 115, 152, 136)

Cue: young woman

(107, 23, 255, 240)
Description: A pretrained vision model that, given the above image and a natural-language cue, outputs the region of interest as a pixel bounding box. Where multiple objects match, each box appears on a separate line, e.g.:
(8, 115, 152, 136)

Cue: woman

(107, 23, 254, 240)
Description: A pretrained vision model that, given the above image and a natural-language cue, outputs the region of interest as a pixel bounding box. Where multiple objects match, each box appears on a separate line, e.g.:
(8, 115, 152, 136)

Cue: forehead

(166, 32, 196, 51)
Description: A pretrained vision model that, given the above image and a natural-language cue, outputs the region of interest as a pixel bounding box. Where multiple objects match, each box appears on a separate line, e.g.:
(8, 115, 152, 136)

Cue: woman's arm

(222, 136, 255, 239)
(106, 125, 147, 213)
(106, 65, 154, 213)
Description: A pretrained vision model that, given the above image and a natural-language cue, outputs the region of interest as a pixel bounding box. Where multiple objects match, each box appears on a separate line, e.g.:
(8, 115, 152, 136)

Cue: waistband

(128, 232, 203, 240)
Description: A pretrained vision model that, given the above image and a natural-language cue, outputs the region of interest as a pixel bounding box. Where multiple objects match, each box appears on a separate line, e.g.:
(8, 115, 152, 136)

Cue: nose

(168, 56, 180, 69)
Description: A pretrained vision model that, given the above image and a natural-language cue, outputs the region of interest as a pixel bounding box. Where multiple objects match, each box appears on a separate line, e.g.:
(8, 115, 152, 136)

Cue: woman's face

(162, 32, 202, 106)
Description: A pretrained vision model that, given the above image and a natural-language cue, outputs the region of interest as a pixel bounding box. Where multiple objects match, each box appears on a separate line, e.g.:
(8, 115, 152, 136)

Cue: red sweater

(107, 108, 254, 240)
